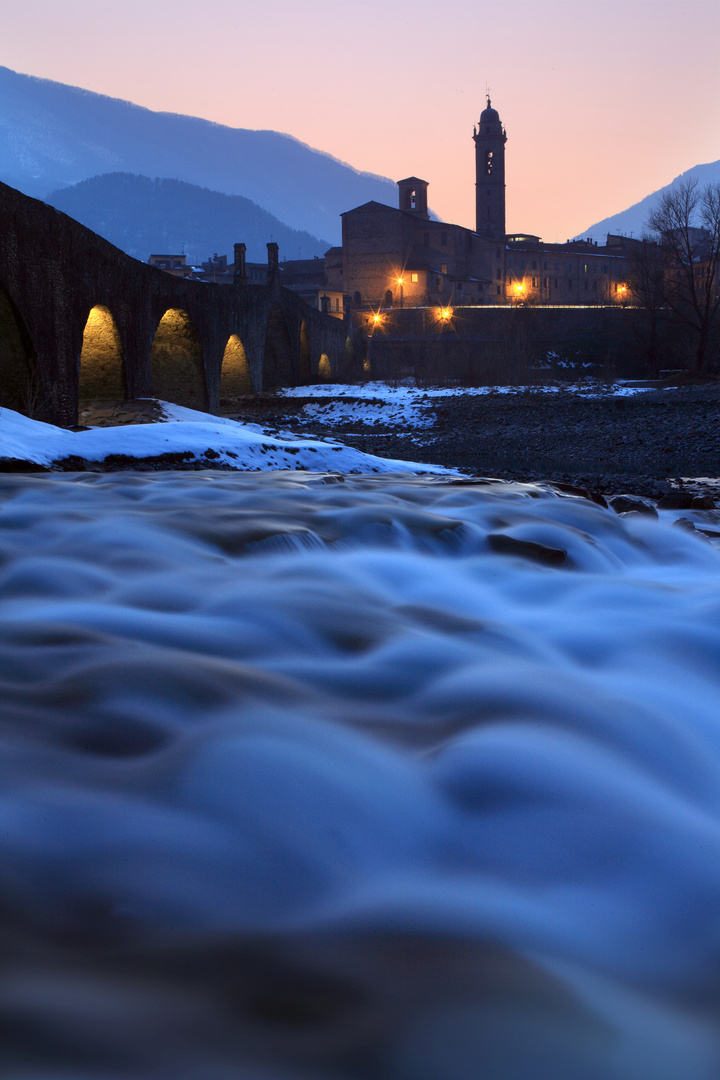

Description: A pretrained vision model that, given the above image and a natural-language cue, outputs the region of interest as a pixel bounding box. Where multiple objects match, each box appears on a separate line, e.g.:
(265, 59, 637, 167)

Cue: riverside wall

(357, 305, 664, 384)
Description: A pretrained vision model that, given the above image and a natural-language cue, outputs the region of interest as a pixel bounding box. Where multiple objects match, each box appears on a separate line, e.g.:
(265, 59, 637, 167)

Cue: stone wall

(358, 305, 659, 384)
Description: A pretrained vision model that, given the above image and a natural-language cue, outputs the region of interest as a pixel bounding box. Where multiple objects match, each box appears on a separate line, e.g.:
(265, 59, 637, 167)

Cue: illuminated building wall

(337, 100, 632, 310)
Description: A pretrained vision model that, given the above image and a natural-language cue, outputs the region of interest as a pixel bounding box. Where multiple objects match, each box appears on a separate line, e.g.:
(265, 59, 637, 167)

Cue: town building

(164, 99, 635, 313)
(338, 98, 630, 310)
(147, 253, 197, 279)
(276, 255, 345, 318)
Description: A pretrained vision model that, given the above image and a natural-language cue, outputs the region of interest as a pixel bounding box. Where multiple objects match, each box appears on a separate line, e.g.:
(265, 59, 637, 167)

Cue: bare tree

(646, 179, 720, 374)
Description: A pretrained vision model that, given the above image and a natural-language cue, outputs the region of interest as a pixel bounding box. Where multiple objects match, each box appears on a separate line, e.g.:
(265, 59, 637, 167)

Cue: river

(1, 468, 719, 1079)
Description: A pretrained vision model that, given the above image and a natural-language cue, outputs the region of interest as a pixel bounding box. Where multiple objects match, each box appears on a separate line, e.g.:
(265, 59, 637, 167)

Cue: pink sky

(1, 0, 718, 238)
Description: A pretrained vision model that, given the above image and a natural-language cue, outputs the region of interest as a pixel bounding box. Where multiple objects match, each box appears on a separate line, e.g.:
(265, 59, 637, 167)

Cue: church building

(336, 99, 630, 310)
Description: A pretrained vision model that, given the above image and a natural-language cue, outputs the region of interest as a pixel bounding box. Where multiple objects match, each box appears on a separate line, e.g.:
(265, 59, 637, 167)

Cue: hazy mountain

(578, 160, 720, 242)
(0, 65, 397, 242)
(45, 173, 331, 264)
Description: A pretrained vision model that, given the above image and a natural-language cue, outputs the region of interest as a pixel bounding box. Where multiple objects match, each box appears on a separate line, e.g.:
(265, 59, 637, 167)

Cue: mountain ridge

(577, 160, 720, 242)
(45, 173, 332, 264)
(0, 65, 397, 242)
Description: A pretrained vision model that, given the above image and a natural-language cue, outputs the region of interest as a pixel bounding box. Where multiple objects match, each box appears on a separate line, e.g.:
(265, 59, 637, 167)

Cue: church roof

(341, 200, 398, 216)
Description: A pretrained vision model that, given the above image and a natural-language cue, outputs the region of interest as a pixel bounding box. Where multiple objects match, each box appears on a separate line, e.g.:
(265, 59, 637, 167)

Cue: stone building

(337, 98, 631, 310)
(147, 253, 196, 279)
(194, 99, 633, 313)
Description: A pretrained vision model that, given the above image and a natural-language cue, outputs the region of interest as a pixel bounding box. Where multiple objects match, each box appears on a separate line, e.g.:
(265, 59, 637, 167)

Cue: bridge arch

(298, 319, 312, 385)
(0, 281, 41, 417)
(150, 308, 207, 410)
(220, 334, 253, 399)
(79, 304, 126, 402)
(263, 302, 294, 390)
(318, 353, 332, 381)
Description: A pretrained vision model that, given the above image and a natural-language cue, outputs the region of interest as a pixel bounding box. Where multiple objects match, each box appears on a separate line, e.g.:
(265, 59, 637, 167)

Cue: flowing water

(1, 469, 720, 1079)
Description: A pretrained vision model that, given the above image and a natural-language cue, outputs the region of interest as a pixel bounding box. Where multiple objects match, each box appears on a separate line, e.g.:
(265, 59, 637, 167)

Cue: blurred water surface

(1, 470, 719, 1079)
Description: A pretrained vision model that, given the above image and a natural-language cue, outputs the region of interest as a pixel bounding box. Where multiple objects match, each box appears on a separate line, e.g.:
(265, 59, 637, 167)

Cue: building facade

(337, 98, 631, 310)
(191, 99, 635, 314)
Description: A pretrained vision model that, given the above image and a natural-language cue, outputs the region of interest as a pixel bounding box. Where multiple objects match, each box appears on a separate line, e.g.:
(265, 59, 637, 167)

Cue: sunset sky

(1, 0, 718, 240)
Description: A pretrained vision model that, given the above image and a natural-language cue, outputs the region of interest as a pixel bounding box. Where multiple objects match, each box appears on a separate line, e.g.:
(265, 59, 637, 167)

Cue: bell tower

(473, 96, 507, 241)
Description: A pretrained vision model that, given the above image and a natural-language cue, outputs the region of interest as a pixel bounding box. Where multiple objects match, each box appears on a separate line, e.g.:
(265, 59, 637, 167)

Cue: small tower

(397, 177, 430, 219)
(473, 97, 507, 241)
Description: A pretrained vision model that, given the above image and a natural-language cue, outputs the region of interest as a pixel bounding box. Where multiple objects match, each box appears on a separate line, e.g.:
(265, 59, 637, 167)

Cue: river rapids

(1, 469, 720, 1079)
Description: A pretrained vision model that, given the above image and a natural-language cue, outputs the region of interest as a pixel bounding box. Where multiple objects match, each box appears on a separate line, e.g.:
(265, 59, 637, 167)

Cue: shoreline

(231, 381, 720, 504)
(5, 382, 719, 507)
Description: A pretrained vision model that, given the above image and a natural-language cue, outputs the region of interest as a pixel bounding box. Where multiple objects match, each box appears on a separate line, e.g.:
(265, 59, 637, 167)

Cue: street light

(369, 310, 384, 336)
(396, 276, 404, 309)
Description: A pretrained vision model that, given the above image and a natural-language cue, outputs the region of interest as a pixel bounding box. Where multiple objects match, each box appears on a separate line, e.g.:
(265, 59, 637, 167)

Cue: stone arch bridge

(0, 180, 352, 426)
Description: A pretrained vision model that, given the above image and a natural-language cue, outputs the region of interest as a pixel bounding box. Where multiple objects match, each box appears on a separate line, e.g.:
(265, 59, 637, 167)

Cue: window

(544, 278, 548, 288)
(441, 263, 448, 275)
(532, 277, 537, 287)
(584, 280, 589, 290)
(411, 272, 419, 283)
(496, 268, 502, 280)
(592, 281, 597, 291)
(437, 277, 443, 291)
(457, 281, 463, 291)
(603, 265, 608, 274)
(441, 232, 447, 246)
(407, 189, 416, 210)
(485, 150, 494, 175)
(496, 246, 501, 258)
(553, 278, 558, 289)
(532, 261, 537, 270)
(543, 261, 548, 270)
(583, 264, 588, 273)
(496, 285, 501, 295)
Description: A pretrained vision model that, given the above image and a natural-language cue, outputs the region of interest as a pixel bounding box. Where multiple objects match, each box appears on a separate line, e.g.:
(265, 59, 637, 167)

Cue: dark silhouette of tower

(474, 97, 507, 241)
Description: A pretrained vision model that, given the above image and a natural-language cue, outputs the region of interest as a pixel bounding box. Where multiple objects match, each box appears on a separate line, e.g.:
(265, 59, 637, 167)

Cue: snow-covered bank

(274, 379, 658, 433)
(261, 380, 720, 500)
(1, 469, 720, 1078)
(0, 401, 453, 474)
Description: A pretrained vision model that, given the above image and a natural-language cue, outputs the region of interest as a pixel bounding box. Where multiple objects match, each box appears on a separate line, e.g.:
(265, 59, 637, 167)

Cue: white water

(1, 469, 720, 1079)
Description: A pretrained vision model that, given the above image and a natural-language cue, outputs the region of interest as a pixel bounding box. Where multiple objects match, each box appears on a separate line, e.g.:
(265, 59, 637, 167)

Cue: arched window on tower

(405, 188, 417, 211)
(485, 150, 494, 175)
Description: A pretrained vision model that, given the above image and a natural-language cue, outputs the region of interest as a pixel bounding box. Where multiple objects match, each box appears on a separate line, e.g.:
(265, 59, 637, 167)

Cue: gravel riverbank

(234, 382, 720, 503)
